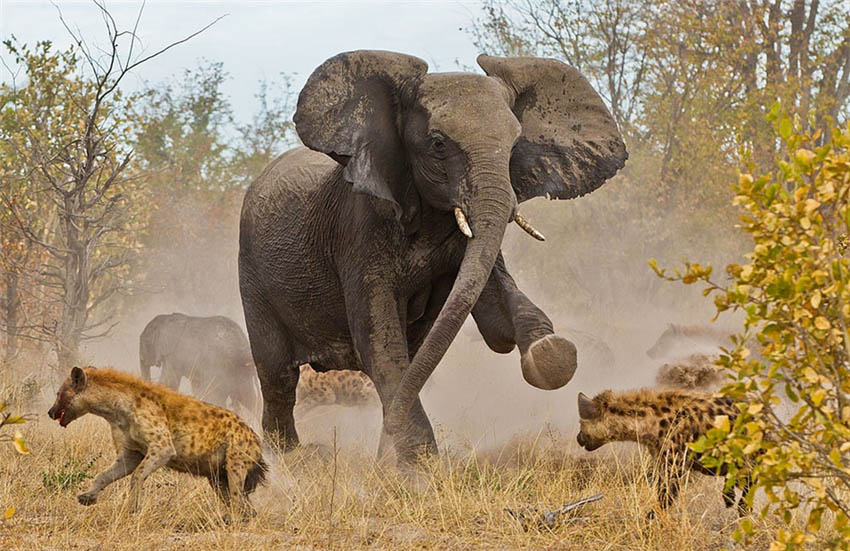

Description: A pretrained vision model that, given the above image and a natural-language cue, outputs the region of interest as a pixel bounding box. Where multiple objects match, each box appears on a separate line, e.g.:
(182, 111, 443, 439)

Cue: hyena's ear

(70, 366, 87, 391)
(577, 392, 600, 420)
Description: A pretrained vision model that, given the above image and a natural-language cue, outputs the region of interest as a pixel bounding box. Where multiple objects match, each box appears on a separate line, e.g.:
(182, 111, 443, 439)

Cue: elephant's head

(293, 50, 627, 434)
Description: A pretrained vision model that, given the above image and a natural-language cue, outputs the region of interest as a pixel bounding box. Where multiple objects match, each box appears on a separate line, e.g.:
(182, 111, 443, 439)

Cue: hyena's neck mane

(82, 367, 174, 420)
(596, 389, 698, 449)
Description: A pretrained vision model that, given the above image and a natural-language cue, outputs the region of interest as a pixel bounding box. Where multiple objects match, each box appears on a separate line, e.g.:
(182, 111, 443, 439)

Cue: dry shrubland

(0, 351, 791, 551)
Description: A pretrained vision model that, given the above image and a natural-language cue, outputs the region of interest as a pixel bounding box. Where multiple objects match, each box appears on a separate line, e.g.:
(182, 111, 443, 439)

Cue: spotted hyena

(48, 366, 267, 517)
(576, 388, 751, 516)
(645, 324, 732, 360)
(655, 353, 724, 391)
(295, 364, 379, 414)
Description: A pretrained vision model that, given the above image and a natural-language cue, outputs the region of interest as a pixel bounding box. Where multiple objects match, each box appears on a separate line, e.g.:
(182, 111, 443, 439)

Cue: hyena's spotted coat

(48, 366, 266, 517)
(296, 364, 379, 414)
(576, 388, 751, 515)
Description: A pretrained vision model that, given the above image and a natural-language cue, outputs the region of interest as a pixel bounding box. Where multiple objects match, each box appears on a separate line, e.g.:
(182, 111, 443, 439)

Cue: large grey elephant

(139, 313, 260, 414)
(238, 50, 627, 461)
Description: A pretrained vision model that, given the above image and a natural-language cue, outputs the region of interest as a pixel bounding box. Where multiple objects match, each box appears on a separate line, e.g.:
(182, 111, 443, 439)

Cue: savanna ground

(0, 329, 792, 551)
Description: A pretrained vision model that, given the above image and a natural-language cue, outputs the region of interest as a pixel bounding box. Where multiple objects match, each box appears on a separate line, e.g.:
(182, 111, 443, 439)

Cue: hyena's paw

(77, 492, 97, 506)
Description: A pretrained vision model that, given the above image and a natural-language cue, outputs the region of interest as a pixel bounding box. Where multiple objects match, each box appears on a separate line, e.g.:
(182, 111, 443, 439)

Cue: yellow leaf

(803, 198, 820, 214)
(811, 389, 826, 406)
(814, 316, 831, 330)
(795, 148, 815, 164)
(748, 403, 763, 415)
(801, 216, 812, 229)
(714, 415, 730, 432)
(12, 431, 29, 455)
(3, 506, 13, 519)
(811, 292, 822, 309)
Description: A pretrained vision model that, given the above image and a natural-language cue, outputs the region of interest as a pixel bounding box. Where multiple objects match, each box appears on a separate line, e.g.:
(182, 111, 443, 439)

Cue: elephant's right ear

(477, 55, 627, 203)
(294, 51, 428, 219)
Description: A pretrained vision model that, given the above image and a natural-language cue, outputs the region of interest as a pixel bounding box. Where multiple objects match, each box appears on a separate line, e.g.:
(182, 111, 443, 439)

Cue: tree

(0, 3, 220, 367)
(655, 113, 850, 549)
(129, 65, 296, 315)
(469, 0, 850, 324)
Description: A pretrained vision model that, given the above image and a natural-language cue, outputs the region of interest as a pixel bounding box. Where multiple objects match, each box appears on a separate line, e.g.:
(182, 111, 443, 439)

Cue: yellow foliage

(657, 117, 850, 549)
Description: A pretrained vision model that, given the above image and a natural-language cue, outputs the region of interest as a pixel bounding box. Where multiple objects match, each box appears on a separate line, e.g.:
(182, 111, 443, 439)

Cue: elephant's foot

(262, 413, 299, 453)
(520, 334, 577, 390)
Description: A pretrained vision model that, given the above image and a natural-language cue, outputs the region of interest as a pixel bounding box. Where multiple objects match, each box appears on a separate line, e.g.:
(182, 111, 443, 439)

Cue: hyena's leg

(78, 449, 144, 505)
(722, 483, 737, 509)
(646, 451, 684, 518)
(127, 423, 176, 512)
(736, 474, 753, 516)
(207, 469, 231, 506)
(224, 448, 254, 518)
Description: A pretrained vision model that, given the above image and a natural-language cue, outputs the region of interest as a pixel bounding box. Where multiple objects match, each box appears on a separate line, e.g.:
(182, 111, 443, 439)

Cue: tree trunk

(4, 270, 20, 363)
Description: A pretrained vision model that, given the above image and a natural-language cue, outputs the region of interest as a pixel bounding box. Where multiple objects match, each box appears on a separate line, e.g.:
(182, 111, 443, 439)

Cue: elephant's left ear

(294, 51, 428, 222)
(477, 55, 628, 202)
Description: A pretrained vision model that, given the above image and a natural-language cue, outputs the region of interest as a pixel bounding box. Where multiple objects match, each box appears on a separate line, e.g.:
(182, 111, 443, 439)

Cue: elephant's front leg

(346, 284, 437, 464)
(471, 253, 577, 389)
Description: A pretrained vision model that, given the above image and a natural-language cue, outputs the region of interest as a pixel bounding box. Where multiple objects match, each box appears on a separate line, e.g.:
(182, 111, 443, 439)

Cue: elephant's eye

(430, 136, 447, 157)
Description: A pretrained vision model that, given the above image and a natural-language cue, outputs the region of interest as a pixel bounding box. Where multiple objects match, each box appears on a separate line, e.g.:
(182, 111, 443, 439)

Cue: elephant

(139, 313, 260, 415)
(238, 50, 627, 462)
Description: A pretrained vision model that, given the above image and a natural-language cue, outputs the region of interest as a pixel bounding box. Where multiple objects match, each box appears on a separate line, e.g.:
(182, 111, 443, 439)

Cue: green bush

(41, 457, 96, 493)
(653, 112, 850, 549)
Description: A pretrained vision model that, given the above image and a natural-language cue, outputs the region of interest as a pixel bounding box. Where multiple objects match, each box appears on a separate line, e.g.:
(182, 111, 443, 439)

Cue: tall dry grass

(0, 397, 789, 550)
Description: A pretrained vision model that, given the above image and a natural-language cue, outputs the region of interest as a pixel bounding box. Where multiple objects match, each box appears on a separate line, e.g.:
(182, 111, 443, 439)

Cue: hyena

(295, 364, 379, 414)
(48, 366, 267, 517)
(655, 353, 724, 391)
(645, 324, 732, 360)
(576, 388, 751, 516)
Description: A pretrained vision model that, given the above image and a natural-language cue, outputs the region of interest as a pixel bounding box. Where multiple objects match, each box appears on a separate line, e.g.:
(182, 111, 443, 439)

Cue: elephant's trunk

(384, 166, 514, 435)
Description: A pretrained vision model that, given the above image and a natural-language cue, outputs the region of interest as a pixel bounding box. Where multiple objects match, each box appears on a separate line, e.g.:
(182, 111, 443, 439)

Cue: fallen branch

(506, 492, 604, 531)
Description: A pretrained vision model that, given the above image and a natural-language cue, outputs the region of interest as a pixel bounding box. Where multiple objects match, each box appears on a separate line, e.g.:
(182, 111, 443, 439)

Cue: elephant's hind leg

(241, 294, 300, 452)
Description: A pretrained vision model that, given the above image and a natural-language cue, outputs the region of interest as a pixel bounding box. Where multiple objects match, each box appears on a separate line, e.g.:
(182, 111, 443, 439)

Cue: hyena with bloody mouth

(48, 366, 266, 517)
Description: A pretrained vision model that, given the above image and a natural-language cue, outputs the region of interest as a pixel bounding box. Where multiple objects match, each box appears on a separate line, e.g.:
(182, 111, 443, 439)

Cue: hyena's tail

(244, 455, 268, 494)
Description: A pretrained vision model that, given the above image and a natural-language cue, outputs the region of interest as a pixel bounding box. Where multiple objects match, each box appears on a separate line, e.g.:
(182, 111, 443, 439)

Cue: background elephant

(238, 50, 627, 461)
(139, 313, 260, 416)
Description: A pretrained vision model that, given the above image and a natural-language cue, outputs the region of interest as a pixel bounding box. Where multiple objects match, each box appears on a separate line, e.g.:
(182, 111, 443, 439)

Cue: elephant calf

(139, 313, 260, 416)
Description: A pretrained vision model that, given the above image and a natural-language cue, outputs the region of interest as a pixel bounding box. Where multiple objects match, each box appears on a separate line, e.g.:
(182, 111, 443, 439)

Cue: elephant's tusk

(514, 213, 546, 241)
(454, 207, 473, 238)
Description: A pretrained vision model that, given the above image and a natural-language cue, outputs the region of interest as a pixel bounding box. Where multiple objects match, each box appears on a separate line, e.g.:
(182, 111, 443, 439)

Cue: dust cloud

(69, 180, 745, 457)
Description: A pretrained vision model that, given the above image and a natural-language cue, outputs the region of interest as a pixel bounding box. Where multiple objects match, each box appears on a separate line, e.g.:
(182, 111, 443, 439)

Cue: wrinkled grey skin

(139, 313, 260, 414)
(238, 51, 627, 462)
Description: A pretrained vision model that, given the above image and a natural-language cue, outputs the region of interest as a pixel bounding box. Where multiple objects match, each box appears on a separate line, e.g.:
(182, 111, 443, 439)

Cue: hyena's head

(576, 392, 613, 451)
(645, 323, 683, 359)
(48, 366, 90, 428)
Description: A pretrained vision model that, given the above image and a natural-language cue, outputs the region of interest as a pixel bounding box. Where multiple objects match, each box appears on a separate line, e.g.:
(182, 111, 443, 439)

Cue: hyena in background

(295, 364, 379, 414)
(576, 388, 751, 516)
(655, 353, 724, 391)
(645, 324, 733, 360)
(48, 366, 266, 517)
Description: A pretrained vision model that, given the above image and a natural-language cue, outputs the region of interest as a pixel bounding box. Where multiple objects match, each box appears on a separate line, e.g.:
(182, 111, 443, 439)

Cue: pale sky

(0, 1, 485, 121)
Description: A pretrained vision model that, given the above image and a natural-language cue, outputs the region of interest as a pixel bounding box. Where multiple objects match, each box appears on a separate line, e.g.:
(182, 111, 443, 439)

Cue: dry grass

(1, 406, 788, 550)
